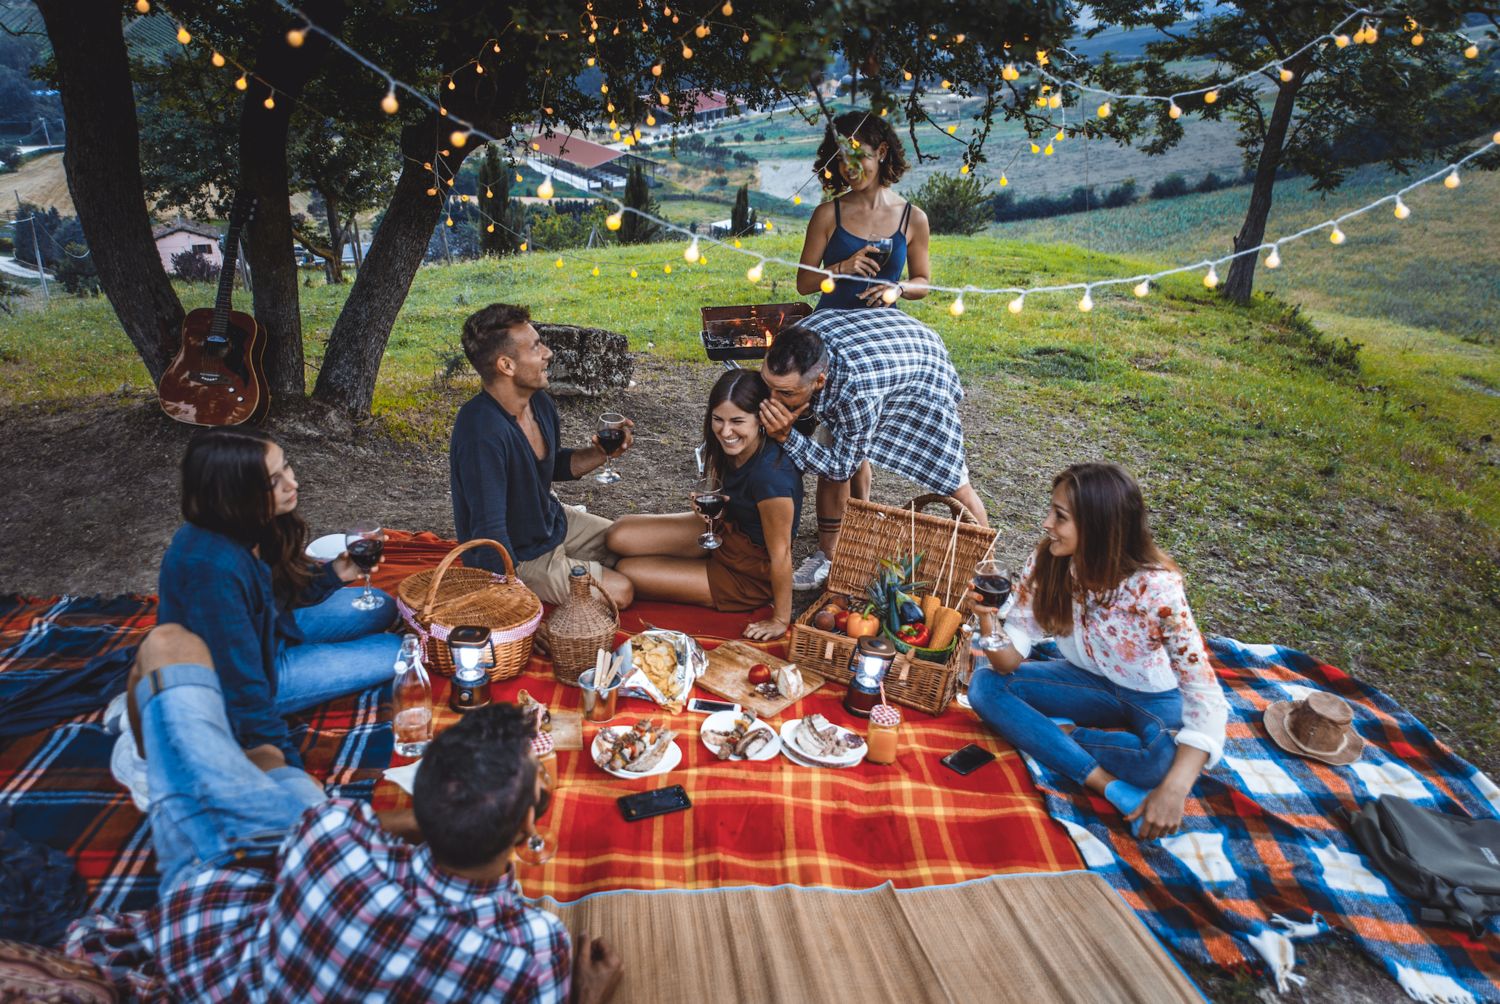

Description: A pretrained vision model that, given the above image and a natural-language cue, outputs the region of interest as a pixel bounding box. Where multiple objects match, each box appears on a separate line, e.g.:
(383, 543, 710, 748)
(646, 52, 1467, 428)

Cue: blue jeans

(136, 664, 323, 897)
(275, 587, 400, 715)
(968, 659, 1184, 789)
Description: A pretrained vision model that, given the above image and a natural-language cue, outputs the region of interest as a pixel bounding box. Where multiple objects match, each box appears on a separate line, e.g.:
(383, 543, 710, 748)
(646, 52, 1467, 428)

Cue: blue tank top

(816, 198, 912, 310)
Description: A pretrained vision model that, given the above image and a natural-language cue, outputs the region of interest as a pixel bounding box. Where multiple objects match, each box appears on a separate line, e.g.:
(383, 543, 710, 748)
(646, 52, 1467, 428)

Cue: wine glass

(970, 559, 1012, 652)
(344, 521, 385, 612)
(515, 759, 558, 866)
(868, 237, 894, 271)
(691, 476, 728, 550)
(594, 412, 627, 484)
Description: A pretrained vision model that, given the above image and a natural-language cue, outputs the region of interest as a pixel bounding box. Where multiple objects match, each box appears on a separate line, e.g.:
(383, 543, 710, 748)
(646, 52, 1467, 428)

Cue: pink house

(152, 219, 224, 273)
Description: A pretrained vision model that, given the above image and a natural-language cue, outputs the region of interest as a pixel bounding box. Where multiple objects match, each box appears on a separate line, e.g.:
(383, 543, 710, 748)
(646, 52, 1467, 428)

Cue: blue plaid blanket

(0, 595, 393, 914)
(1023, 635, 1500, 1003)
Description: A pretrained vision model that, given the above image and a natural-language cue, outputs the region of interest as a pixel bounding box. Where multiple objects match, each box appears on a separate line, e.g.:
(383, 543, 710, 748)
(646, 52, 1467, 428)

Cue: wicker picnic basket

(536, 565, 620, 687)
(790, 495, 997, 715)
(396, 539, 543, 681)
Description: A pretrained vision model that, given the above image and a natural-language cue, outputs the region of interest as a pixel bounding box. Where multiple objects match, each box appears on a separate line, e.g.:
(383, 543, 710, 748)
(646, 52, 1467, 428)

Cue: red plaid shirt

(67, 800, 572, 1003)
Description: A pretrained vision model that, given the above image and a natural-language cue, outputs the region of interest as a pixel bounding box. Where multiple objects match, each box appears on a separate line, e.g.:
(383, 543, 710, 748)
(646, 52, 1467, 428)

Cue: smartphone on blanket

(618, 785, 692, 822)
(941, 744, 996, 776)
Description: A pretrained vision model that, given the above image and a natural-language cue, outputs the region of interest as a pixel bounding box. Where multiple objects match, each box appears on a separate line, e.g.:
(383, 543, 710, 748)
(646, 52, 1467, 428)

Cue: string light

(1278, 65, 1295, 82)
(1078, 288, 1094, 311)
(881, 285, 901, 305)
(450, 129, 468, 147)
(1204, 89, 1219, 104)
(1411, 32, 1424, 45)
(235, 73, 248, 90)
(999, 173, 1009, 187)
(592, 266, 601, 276)
(1265, 245, 1281, 268)
(211, 51, 225, 67)
(286, 27, 306, 47)
(1097, 101, 1111, 118)
(554, 257, 564, 268)
(176, 25, 191, 44)
(1008, 295, 1024, 314)
(746, 262, 764, 282)
(1133, 280, 1150, 297)
(263, 95, 275, 109)
(379, 87, 398, 113)
(1329, 225, 1345, 244)
(1393, 197, 1410, 219)
(684, 238, 701, 262)
(134, 0, 149, 11)
(606, 211, 623, 230)
(1335, 33, 1350, 47)
(949, 293, 966, 316)
(537, 176, 554, 199)
(820, 276, 836, 294)
(1203, 264, 1219, 288)
(1444, 168, 1460, 189)
(1465, 43, 1479, 58)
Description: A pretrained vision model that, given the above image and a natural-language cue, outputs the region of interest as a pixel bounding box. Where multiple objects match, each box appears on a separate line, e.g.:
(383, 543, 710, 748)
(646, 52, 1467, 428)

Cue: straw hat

(1263, 691, 1365, 766)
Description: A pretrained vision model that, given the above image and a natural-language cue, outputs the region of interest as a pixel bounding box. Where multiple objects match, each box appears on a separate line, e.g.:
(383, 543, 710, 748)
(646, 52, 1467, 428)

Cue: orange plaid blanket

(372, 534, 1081, 899)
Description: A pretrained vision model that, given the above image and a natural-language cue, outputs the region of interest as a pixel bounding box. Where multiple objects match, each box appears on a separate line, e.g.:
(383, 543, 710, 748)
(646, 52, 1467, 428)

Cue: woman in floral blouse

(968, 462, 1228, 839)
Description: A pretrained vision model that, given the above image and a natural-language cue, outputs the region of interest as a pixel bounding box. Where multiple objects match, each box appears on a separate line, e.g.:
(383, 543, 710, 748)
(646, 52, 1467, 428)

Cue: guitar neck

(210, 213, 247, 336)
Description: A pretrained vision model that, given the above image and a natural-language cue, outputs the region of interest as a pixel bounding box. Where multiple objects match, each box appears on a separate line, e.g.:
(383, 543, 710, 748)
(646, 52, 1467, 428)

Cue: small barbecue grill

(699, 302, 812, 367)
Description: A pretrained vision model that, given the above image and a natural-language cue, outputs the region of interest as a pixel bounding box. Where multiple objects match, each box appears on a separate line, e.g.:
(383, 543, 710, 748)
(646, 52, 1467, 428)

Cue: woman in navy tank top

(796, 111, 931, 311)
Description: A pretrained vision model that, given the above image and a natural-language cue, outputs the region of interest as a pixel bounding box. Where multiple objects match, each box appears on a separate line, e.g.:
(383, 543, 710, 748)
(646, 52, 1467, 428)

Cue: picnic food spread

(593, 719, 678, 773)
(702, 709, 776, 760)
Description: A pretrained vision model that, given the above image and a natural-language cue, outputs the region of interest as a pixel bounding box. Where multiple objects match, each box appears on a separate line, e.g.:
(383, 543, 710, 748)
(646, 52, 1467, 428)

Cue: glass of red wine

(594, 412, 627, 485)
(691, 476, 728, 550)
(867, 237, 894, 271)
(515, 758, 557, 866)
(344, 521, 385, 612)
(970, 558, 1012, 652)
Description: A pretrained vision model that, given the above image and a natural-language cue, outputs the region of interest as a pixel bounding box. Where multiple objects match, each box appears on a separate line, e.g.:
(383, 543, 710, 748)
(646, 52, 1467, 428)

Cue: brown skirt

(706, 523, 774, 612)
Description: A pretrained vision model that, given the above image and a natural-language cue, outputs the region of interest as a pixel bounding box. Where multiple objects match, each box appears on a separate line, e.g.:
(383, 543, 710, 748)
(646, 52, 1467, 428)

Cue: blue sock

(1104, 780, 1150, 837)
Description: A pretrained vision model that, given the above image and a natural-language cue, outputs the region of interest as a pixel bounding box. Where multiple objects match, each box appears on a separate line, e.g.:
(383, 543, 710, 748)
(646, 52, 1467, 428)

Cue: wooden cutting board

(699, 640, 826, 719)
(549, 710, 583, 751)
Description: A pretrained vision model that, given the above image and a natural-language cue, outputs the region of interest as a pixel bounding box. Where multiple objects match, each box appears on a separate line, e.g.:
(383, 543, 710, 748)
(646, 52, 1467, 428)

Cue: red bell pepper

(897, 622, 930, 647)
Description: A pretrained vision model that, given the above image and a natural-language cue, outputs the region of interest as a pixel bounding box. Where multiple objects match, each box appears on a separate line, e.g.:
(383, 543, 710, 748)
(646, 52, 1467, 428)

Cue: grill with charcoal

(699, 302, 812, 364)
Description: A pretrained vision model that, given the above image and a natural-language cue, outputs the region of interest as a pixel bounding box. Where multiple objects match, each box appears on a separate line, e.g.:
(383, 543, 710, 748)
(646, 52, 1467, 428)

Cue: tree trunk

(312, 124, 470, 414)
(322, 190, 345, 284)
(1223, 56, 1307, 304)
(235, 1, 345, 402)
(34, 0, 182, 382)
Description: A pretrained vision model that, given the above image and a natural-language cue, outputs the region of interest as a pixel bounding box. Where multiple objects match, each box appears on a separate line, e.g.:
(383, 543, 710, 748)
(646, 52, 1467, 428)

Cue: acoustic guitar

(158, 194, 270, 426)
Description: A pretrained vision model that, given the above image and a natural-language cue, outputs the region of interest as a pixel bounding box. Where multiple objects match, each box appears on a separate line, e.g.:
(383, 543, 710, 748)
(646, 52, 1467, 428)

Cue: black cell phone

(617, 785, 692, 822)
(687, 698, 739, 715)
(941, 744, 996, 776)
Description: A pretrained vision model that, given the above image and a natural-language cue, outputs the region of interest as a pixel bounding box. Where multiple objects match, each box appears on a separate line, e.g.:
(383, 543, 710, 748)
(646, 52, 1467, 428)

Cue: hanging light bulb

(1329, 225, 1345, 244)
(591, 266, 600, 276)
(1444, 169, 1460, 189)
(664, 264, 673, 274)
(210, 51, 225, 67)
(999, 173, 1009, 187)
(629, 268, 638, 278)
(445, 215, 454, 227)
(684, 238, 700, 262)
(1203, 264, 1219, 288)
(881, 284, 901, 305)
(1335, 33, 1350, 47)
(1393, 197, 1410, 219)
(1464, 43, 1479, 58)
(946, 124, 958, 135)
(537, 176, 555, 199)
(134, 0, 150, 11)
(514, 172, 523, 183)
(447, 78, 456, 90)
(1030, 142, 1040, 154)
(1265, 245, 1281, 268)
(959, 164, 970, 175)
(1410, 32, 1424, 45)
(733, 239, 741, 248)
(263, 95, 275, 110)
(747, 262, 764, 282)
(176, 25, 191, 44)
(1043, 143, 1054, 156)
(555, 257, 564, 268)
(1133, 280, 1150, 297)
(723, 1, 734, 16)
(1204, 89, 1219, 104)
(1047, 92, 1062, 109)
(682, 44, 693, 59)
(519, 241, 527, 251)
(949, 293, 966, 317)
(486, 223, 495, 232)
(286, 27, 306, 47)
(820, 276, 836, 294)
(233, 72, 249, 90)
(1008, 294, 1024, 314)
(450, 130, 468, 148)
(1078, 289, 1094, 312)
(1097, 101, 1111, 118)
(695, 22, 708, 38)
(426, 187, 438, 197)
(793, 195, 802, 204)
(1002, 64, 1019, 81)
(381, 89, 399, 114)
(484, 187, 493, 199)
(1279, 65, 1295, 82)
(1168, 101, 1182, 119)
(606, 211, 623, 231)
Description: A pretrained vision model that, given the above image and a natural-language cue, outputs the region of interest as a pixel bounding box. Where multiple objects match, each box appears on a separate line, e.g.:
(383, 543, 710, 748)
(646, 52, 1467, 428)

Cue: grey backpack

(1347, 795, 1500, 937)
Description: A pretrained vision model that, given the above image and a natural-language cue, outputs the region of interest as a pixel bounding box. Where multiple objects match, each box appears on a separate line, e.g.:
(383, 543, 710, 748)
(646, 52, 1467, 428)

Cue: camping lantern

(843, 636, 896, 718)
(446, 625, 494, 712)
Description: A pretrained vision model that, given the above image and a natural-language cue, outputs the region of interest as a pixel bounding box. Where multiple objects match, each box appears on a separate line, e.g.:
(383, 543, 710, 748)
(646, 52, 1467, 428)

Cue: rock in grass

(535, 324, 633, 398)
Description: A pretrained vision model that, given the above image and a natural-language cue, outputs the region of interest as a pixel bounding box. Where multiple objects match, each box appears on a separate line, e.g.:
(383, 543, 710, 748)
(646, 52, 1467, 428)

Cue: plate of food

(618, 630, 705, 712)
(779, 714, 867, 768)
(700, 709, 780, 761)
(592, 719, 682, 779)
(305, 533, 345, 563)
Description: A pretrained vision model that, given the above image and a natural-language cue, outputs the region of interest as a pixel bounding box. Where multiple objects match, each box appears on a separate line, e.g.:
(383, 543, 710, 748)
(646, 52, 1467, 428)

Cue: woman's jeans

(967, 658, 1184, 790)
(275, 587, 401, 715)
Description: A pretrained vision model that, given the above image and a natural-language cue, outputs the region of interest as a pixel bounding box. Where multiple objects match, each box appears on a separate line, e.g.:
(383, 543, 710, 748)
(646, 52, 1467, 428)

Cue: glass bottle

(866, 703, 901, 765)
(392, 634, 433, 758)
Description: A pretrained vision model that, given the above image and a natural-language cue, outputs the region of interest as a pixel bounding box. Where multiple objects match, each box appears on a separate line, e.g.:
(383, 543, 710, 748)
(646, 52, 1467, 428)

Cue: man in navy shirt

(449, 304, 635, 607)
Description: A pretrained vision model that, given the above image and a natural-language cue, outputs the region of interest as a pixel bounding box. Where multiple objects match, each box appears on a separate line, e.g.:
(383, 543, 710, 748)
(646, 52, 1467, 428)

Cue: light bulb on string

(537, 176, 554, 199)
(646, 113, 657, 126)
(514, 172, 523, 183)
(1329, 225, 1345, 244)
(1097, 102, 1111, 118)
(682, 44, 693, 59)
(1168, 101, 1182, 119)
(1394, 197, 1410, 219)
(1078, 289, 1093, 312)
(684, 238, 700, 262)
(426, 187, 438, 197)
(447, 78, 455, 90)
(1204, 89, 1218, 104)
(176, 25, 191, 44)
(381, 89, 399, 113)
(664, 264, 672, 274)
(1133, 280, 1150, 297)
(484, 187, 493, 198)
(820, 276, 836, 294)
(1335, 33, 1350, 47)
(1203, 264, 1219, 288)
(592, 266, 600, 276)
(1047, 92, 1062, 109)
(1444, 169, 1460, 189)
(450, 130, 468, 148)
(134, 0, 149, 11)
(949, 293, 966, 317)
(747, 262, 764, 282)
(486, 223, 495, 232)
(629, 268, 638, 278)
(1002, 64, 1019, 81)
(881, 285, 901, 305)
(520, 242, 527, 251)
(445, 216, 453, 227)
(554, 257, 564, 268)
(1008, 294, 1024, 314)
(1043, 143, 1054, 156)
(1464, 43, 1479, 58)
(211, 51, 225, 67)
(1265, 245, 1281, 268)
(263, 95, 275, 110)
(793, 195, 802, 204)
(999, 173, 1009, 187)
(606, 211, 623, 231)
(286, 28, 306, 47)
(1411, 32, 1423, 45)
(695, 23, 708, 38)
(1278, 65, 1294, 82)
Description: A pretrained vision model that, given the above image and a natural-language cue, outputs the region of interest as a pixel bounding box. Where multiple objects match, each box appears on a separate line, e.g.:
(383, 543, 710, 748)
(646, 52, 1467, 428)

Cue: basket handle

(583, 570, 621, 622)
(906, 493, 980, 525)
(421, 539, 518, 618)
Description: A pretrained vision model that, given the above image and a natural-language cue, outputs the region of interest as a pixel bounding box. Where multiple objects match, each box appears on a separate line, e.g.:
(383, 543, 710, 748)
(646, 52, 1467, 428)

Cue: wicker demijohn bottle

(545, 565, 620, 686)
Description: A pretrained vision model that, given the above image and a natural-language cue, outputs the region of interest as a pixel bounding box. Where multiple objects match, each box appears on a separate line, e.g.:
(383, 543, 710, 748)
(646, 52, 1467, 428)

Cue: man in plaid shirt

(66, 625, 622, 1003)
(760, 309, 988, 580)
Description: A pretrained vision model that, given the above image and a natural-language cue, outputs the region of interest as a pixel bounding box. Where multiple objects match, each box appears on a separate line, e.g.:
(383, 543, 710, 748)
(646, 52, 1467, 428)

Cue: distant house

(152, 219, 223, 273)
(527, 133, 657, 192)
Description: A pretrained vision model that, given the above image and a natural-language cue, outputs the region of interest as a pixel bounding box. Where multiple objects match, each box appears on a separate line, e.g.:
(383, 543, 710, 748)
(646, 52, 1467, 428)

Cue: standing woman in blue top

(607, 371, 803, 641)
(796, 110, 931, 311)
(156, 427, 400, 773)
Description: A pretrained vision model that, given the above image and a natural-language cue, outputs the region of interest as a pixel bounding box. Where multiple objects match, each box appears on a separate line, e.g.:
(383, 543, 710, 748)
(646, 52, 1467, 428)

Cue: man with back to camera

(450, 302, 635, 607)
(759, 311, 988, 587)
(64, 624, 624, 1002)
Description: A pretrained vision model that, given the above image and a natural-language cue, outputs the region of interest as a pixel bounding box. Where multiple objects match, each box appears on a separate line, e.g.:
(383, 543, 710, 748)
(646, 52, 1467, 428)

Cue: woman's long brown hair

(181, 427, 311, 606)
(1029, 462, 1176, 635)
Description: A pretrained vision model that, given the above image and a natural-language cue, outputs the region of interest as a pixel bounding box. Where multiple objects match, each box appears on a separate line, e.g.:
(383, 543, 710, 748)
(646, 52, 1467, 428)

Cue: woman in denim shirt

(156, 428, 399, 770)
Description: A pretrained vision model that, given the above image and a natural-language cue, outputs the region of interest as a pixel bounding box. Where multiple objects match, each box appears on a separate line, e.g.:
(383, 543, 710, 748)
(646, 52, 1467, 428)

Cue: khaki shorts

(515, 506, 617, 605)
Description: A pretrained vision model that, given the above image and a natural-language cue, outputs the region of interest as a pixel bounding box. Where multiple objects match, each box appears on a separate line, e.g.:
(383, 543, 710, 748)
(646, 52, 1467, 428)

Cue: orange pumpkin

(845, 611, 880, 639)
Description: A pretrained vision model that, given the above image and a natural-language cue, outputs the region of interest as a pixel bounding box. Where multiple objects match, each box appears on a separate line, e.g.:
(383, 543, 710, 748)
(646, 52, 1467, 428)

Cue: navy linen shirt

(156, 523, 343, 767)
(450, 389, 580, 572)
(721, 439, 803, 548)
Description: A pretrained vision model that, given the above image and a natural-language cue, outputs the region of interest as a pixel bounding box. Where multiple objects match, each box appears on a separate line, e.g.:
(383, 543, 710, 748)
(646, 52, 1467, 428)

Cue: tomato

(748, 663, 773, 685)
